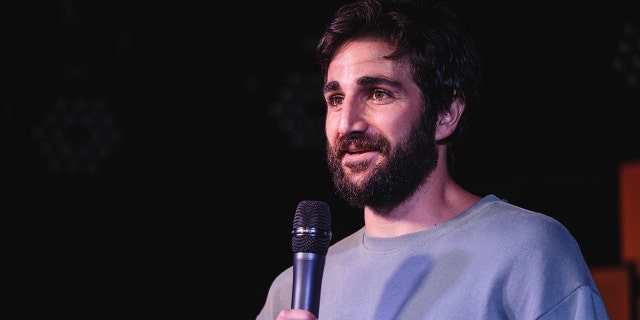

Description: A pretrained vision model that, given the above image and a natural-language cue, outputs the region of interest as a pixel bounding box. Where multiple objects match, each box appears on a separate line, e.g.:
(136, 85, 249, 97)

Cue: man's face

(323, 38, 438, 210)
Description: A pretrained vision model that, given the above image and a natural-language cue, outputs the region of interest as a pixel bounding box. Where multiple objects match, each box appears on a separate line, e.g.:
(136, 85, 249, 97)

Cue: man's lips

(337, 136, 385, 157)
(341, 145, 379, 162)
(346, 145, 369, 155)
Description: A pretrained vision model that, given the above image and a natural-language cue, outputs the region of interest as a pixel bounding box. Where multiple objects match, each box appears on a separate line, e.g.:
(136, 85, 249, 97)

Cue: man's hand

(275, 309, 317, 320)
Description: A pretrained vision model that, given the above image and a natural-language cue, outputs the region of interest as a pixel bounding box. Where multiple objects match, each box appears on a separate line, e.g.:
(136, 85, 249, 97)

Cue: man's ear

(435, 96, 465, 141)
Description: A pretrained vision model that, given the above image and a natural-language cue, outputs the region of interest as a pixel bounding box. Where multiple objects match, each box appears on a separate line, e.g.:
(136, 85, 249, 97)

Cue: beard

(326, 113, 438, 212)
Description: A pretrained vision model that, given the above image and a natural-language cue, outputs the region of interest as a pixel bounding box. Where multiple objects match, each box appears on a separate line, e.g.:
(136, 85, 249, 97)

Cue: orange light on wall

(619, 160, 640, 320)
(620, 160, 640, 269)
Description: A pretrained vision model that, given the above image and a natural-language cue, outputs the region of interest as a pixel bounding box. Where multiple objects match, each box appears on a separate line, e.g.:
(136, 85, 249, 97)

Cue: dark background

(3, 0, 639, 319)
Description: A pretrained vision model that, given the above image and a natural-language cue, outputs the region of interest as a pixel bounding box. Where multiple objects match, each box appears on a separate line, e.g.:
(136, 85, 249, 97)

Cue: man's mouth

(346, 146, 366, 155)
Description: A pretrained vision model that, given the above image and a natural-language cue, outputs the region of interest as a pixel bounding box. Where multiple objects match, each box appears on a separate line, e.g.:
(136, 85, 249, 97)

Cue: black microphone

(291, 200, 332, 318)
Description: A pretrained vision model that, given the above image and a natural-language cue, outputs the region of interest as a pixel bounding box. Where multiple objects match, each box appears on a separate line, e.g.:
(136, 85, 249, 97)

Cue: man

(257, 0, 609, 319)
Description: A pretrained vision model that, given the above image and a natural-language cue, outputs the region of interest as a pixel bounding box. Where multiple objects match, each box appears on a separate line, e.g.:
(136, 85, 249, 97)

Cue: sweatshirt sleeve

(537, 286, 610, 320)
(256, 267, 293, 320)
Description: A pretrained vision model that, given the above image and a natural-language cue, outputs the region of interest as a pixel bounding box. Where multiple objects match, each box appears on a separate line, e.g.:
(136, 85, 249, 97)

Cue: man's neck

(363, 177, 480, 237)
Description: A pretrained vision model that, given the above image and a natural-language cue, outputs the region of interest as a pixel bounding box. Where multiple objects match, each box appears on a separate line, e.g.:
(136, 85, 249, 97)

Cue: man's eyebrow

(323, 76, 403, 94)
(357, 76, 402, 89)
(323, 81, 340, 93)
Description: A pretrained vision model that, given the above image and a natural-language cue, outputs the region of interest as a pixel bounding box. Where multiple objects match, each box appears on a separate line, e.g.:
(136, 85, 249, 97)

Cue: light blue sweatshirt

(257, 195, 609, 319)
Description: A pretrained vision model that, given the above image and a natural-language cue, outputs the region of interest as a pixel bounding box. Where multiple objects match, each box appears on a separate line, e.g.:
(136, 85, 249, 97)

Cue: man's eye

(371, 90, 389, 102)
(328, 96, 343, 107)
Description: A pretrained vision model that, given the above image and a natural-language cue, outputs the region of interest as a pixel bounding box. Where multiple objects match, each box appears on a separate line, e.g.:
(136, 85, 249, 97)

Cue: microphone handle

(291, 252, 326, 317)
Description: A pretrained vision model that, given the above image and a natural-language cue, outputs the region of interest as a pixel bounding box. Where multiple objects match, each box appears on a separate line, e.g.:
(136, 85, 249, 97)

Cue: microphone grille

(292, 200, 332, 255)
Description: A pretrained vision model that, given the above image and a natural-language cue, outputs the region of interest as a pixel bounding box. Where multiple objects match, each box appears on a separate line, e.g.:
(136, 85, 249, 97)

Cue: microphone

(291, 200, 332, 318)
